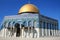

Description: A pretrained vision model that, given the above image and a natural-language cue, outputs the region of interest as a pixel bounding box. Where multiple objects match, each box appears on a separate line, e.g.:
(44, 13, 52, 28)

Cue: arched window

(7, 21, 11, 29)
(23, 21, 27, 27)
(12, 21, 15, 25)
(14, 23, 20, 28)
(5, 21, 9, 28)
(14, 23, 20, 37)
(34, 20, 39, 28)
(8, 21, 11, 27)
(4, 21, 7, 27)
(28, 21, 32, 27)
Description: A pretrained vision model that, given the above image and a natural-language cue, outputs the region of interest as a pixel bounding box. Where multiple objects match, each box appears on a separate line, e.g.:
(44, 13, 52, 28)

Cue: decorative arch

(33, 20, 39, 28)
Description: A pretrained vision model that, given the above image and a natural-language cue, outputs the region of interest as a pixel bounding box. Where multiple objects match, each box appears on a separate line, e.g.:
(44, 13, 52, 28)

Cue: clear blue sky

(0, 0, 60, 29)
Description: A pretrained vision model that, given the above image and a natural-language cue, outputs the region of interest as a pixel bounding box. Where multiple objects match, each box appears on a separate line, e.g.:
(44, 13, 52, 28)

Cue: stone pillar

(48, 23, 50, 36)
(51, 25, 54, 36)
(39, 21, 42, 37)
(55, 30, 56, 36)
(51, 28, 53, 36)
(12, 25, 16, 37)
(56, 30, 57, 36)
(31, 21, 34, 38)
(40, 28, 42, 36)
(54, 24, 56, 36)
(47, 27, 48, 36)
(55, 27, 56, 36)
(51, 24, 53, 36)
(6, 29, 10, 37)
(47, 23, 49, 36)
(55, 24, 57, 36)
(2, 27, 5, 37)
(45, 22, 47, 36)
(53, 30, 54, 36)
(53, 29, 54, 36)
(37, 28, 40, 38)
(54, 29, 55, 36)
(4, 22, 9, 37)
(22, 27, 24, 38)
(27, 21, 29, 38)
(14, 31, 16, 37)
(31, 27, 33, 38)
(42, 28, 44, 36)
(4, 28, 7, 37)
(5, 28, 9, 37)
(35, 21, 40, 38)
(57, 30, 59, 36)
(20, 24, 22, 38)
(27, 27, 29, 38)
(41, 22, 44, 36)
(49, 23, 51, 36)
(52, 24, 54, 36)
(24, 29, 26, 38)
(39, 28, 42, 37)
(48, 29, 50, 36)
(52, 30, 54, 36)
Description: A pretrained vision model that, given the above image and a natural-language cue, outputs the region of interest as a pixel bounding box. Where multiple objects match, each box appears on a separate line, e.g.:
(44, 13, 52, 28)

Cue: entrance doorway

(14, 23, 21, 37)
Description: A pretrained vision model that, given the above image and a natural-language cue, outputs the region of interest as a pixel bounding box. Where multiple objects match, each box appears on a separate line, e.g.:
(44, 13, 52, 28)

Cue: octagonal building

(0, 4, 59, 38)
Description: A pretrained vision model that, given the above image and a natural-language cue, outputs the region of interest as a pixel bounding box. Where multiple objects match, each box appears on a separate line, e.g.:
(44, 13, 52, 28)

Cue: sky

(0, 0, 60, 29)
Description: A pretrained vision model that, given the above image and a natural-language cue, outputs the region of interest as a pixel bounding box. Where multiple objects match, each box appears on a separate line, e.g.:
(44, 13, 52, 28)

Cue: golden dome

(18, 4, 39, 14)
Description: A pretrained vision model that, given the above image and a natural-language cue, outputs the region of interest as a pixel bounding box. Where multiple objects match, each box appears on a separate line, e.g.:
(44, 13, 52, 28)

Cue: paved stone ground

(0, 37, 60, 40)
